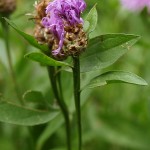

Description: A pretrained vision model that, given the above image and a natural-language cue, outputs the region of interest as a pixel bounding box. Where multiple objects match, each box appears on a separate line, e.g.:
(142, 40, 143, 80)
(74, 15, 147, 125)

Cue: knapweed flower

(0, 0, 16, 15)
(121, 0, 150, 12)
(34, 0, 87, 60)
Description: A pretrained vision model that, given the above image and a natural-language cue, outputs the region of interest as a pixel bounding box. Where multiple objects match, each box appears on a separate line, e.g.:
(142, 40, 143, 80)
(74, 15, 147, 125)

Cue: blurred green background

(0, 0, 150, 150)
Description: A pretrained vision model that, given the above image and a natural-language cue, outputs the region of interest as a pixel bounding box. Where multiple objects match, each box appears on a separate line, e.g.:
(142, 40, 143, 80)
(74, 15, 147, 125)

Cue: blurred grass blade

(0, 101, 59, 126)
(83, 71, 148, 89)
(49, 148, 66, 150)
(92, 112, 150, 149)
(84, 4, 98, 34)
(25, 52, 71, 67)
(36, 114, 64, 150)
(4, 17, 49, 52)
(80, 34, 140, 72)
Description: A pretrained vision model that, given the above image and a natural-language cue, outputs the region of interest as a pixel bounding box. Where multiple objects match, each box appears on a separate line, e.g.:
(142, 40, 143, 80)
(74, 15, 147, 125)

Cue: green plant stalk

(57, 66, 64, 102)
(72, 56, 82, 150)
(140, 9, 150, 32)
(47, 66, 71, 150)
(1, 18, 23, 105)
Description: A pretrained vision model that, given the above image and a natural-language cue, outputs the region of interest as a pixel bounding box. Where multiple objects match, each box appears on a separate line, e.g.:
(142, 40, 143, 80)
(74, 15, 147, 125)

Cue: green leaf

(23, 90, 45, 104)
(80, 34, 140, 72)
(84, 4, 98, 34)
(4, 18, 49, 52)
(25, 52, 71, 67)
(84, 71, 148, 89)
(36, 114, 64, 150)
(0, 101, 59, 126)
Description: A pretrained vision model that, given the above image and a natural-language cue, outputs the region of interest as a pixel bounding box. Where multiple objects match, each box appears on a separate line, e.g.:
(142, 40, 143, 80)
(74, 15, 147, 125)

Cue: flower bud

(0, 0, 16, 15)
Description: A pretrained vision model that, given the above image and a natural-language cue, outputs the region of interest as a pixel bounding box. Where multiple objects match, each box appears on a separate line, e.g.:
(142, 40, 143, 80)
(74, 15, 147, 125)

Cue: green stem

(140, 9, 150, 32)
(72, 56, 82, 150)
(47, 66, 71, 150)
(57, 66, 64, 102)
(1, 18, 23, 105)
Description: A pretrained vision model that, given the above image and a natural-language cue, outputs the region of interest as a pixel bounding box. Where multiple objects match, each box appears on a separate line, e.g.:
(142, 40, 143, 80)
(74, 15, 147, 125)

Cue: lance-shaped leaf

(25, 52, 71, 67)
(84, 71, 148, 89)
(4, 18, 49, 52)
(80, 34, 140, 72)
(84, 4, 98, 34)
(0, 101, 59, 126)
(36, 114, 64, 150)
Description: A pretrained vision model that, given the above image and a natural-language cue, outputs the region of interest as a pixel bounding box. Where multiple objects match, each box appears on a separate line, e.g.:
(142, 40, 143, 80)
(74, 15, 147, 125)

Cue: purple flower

(121, 0, 150, 12)
(42, 0, 86, 56)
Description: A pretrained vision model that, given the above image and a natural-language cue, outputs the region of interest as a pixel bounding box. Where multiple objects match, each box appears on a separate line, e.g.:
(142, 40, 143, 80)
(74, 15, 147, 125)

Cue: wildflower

(121, 0, 150, 12)
(0, 0, 16, 15)
(34, 0, 87, 60)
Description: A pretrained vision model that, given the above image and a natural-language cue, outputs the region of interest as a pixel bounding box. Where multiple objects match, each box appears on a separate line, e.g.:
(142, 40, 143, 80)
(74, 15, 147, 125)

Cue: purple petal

(65, 9, 82, 25)
(121, 0, 149, 11)
(42, 17, 51, 27)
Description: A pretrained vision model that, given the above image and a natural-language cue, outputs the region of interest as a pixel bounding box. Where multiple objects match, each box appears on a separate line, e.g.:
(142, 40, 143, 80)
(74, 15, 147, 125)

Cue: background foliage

(0, 0, 150, 150)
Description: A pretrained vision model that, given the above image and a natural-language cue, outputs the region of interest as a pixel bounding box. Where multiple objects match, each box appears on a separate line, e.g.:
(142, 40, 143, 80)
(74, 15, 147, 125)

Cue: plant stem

(57, 66, 64, 102)
(140, 9, 150, 32)
(47, 66, 71, 150)
(72, 56, 82, 150)
(1, 18, 23, 105)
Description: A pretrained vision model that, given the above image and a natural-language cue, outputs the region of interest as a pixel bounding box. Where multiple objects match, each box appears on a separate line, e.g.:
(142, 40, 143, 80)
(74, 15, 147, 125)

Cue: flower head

(41, 0, 87, 58)
(121, 0, 150, 12)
